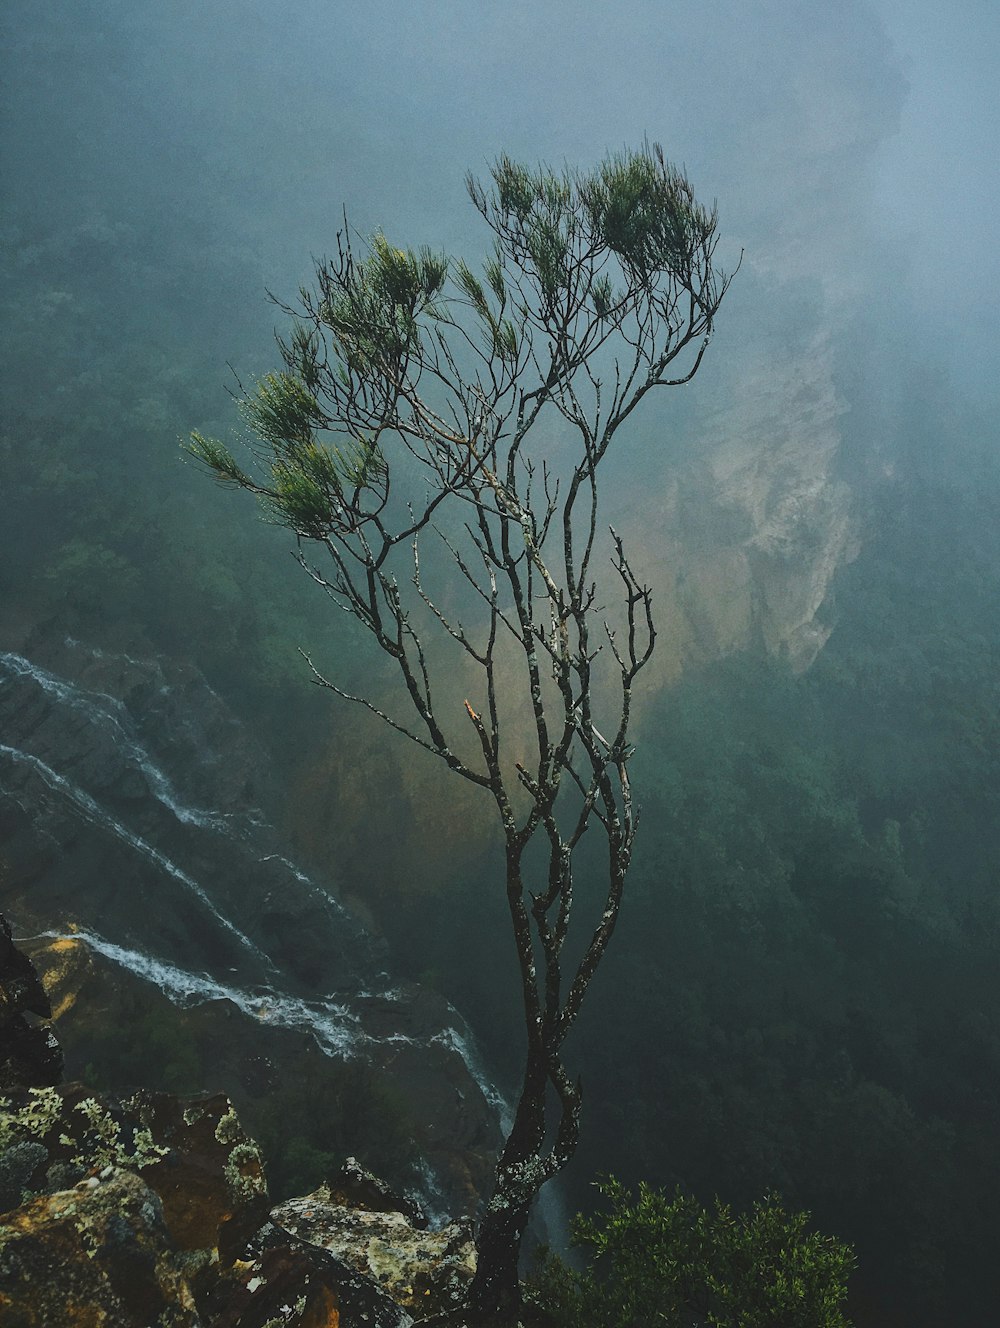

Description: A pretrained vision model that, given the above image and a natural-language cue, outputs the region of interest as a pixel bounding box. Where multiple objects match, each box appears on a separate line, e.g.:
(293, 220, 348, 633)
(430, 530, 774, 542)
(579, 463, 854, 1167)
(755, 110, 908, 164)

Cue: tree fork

(190, 144, 731, 1324)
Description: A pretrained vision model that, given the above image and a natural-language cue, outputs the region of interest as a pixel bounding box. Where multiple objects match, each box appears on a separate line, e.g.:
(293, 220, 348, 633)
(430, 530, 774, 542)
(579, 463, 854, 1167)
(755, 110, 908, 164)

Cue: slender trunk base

(463, 1197, 533, 1325)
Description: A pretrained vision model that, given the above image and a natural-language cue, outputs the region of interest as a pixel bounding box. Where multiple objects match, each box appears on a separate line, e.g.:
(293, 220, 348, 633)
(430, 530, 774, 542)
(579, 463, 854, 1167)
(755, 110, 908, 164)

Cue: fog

(6, 1, 995, 452)
(3, 2, 999, 1323)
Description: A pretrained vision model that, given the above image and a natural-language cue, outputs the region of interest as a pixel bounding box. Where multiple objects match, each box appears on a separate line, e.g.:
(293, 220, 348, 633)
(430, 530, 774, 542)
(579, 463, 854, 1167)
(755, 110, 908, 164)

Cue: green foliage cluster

(189, 142, 726, 597)
(530, 1179, 854, 1328)
(0, 1087, 168, 1210)
(70, 1095, 169, 1172)
(0, 1088, 64, 1152)
(477, 147, 714, 310)
(324, 232, 448, 372)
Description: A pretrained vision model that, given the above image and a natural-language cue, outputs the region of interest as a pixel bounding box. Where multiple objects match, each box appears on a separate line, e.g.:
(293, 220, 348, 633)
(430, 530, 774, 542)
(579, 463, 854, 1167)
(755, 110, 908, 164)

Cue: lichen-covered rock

(124, 1091, 269, 1265)
(209, 1219, 415, 1327)
(0, 1167, 200, 1328)
(272, 1184, 476, 1320)
(1, 1084, 143, 1212)
(0, 1086, 270, 1305)
(0, 915, 63, 1091)
(1, 1077, 476, 1325)
(327, 1156, 428, 1228)
(0, 1083, 171, 1213)
(0, 1142, 48, 1216)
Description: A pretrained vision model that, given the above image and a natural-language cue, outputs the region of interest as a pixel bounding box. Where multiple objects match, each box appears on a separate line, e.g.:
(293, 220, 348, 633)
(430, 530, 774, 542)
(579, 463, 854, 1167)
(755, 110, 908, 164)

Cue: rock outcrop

(22, 930, 499, 1219)
(272, 1171, 476, 1320)
(0, 1167, 202, 1328)
(0, 1084, 268, 1326)
(604, 325, 860, 685)
(0, 914, 62, 1091)
(0, 1089, 468, 1327)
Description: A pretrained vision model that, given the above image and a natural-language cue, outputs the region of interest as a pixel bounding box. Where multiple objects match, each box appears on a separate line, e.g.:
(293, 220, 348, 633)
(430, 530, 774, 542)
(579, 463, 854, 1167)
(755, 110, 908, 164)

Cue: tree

(191, 144, 731, 1324)
(529, 1178, 856, 1327)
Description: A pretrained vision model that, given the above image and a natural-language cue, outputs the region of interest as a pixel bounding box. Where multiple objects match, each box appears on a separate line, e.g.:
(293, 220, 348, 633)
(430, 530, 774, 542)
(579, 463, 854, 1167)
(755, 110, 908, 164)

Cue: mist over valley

(2, 3, 999, 1323)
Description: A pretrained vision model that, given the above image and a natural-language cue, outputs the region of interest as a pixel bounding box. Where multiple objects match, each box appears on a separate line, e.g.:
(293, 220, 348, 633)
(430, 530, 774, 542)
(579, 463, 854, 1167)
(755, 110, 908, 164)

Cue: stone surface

(614, 328, 860, 684)
(272, 1184, 476, 1320)
(0, 1167, 200, 1328)
(125, 1091, 270, 1267)
(0, 1180, 417, 1328)
(0, 914, 63, 1091)
(0, 1082, 468, 1325)
(0, 1087, 268, 1259)
(211, 1219, 415, 1327)
(327, 1156, 428, 1228)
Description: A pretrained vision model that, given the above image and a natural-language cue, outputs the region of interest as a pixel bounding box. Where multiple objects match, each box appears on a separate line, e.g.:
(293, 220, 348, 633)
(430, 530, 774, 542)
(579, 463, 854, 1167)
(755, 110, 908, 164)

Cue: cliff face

(23, 932, 500, 1218)
(0, 916, 62, 1091)
(621, 327, 858, 684)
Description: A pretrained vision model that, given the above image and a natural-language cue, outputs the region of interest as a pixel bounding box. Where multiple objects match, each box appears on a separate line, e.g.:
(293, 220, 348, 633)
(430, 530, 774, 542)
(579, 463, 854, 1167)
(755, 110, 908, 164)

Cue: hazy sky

(3, 0, 995, 410)
(870, 0, 999, 382)
(127, 0, 995, 387)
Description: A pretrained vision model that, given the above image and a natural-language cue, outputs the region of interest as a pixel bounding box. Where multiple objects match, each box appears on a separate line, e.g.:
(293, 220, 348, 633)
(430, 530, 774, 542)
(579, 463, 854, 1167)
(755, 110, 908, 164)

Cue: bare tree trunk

(466, 1053, 548, 1324)
(465, 994, 583, 1323)
(465, 1197, 535, 1324)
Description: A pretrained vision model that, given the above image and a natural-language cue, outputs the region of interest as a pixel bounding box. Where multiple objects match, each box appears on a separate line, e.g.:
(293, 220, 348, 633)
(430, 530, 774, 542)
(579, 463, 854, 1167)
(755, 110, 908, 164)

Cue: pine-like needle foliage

(189, 144, 730, 548)
(189, 144, 732, 1325)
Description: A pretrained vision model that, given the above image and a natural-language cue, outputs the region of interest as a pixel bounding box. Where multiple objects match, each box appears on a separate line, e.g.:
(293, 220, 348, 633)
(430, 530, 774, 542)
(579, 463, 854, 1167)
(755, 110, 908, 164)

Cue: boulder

(0, 1167, 200, 1328)
(0, 1086, 444, 1325)
(208, 1218, 414, 1327)
(0, 1086, 268, 1302)
(272, 1183, 476, 1320)
(124, 1092, 269, 1264)
(327, 1155, 428, 1228)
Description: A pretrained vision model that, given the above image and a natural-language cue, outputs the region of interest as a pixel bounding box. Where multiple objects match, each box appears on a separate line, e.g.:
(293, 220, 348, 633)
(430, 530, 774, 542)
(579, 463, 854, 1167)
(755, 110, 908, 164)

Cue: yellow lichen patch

(50, 989, 76, 1020)
(31, 936, 88, 1021)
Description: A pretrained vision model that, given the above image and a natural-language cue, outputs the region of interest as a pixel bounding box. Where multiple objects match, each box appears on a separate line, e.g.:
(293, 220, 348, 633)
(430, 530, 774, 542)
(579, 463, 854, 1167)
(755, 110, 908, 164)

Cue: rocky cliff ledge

(0, 920, 488, 1326)
(0, 636, 506, 1220)
(20, 930, 501, 1221)
(0, 1082, 477, 1328)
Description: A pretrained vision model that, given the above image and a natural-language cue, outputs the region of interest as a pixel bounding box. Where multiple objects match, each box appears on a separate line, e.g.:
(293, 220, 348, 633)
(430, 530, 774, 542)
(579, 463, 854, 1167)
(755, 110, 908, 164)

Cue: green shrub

(529, 1178, 854, 1327)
